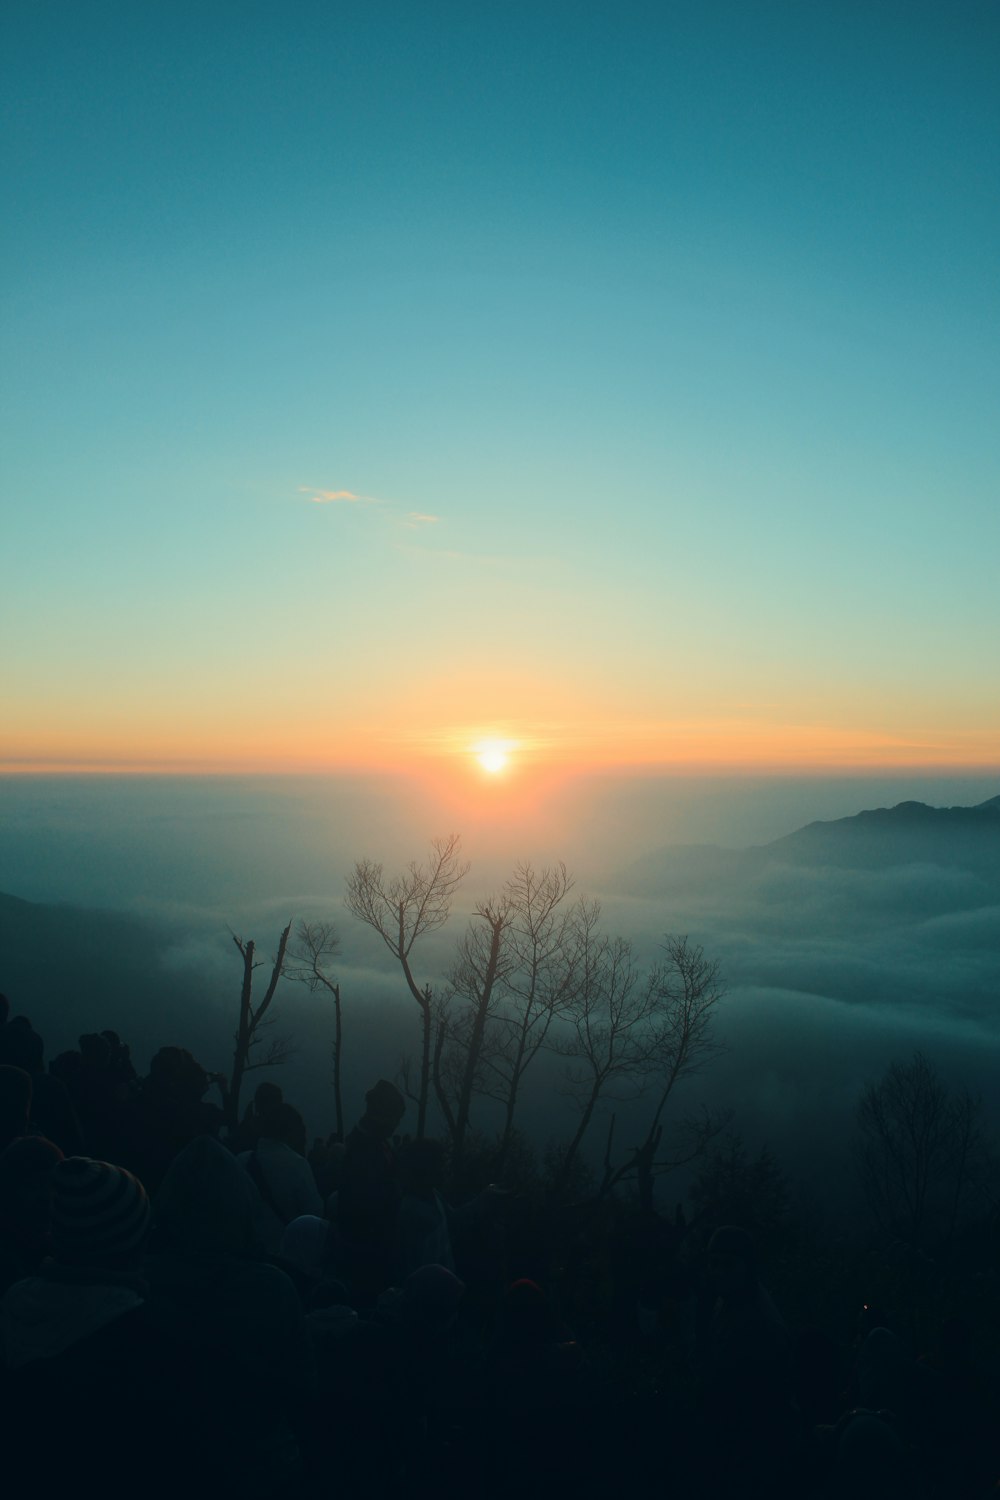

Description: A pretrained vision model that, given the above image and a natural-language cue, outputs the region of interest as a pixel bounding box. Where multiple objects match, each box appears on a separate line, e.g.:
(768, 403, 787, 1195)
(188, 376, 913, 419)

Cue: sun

(479, 747, 507, 774)
(474, 738, 512, 775)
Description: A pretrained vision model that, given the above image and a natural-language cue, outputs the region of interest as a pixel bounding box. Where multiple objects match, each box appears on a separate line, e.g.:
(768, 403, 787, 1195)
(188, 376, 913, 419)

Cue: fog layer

(2, 772, 998, 1204)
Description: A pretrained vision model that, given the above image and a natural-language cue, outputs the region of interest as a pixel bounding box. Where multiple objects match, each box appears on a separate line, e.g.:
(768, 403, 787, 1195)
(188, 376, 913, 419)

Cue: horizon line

(2, 761, 999, 780)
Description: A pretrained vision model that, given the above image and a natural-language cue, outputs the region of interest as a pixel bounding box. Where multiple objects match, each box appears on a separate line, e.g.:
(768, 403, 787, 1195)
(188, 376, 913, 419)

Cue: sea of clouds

(2, 770, 998, 1208)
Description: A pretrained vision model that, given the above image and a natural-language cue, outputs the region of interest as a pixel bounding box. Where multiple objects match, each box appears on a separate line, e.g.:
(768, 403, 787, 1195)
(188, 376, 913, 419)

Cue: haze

(3, 771, 998, 1209)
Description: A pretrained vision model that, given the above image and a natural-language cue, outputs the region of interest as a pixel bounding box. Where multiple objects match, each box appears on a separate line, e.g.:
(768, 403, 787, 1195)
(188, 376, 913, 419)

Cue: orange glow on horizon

(2, 713, 999, 777)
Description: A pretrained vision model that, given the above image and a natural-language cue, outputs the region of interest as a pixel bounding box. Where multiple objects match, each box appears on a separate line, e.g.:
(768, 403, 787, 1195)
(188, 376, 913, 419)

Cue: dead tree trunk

(227, 921, 292, 1135)
(331, 980, 343, 1141)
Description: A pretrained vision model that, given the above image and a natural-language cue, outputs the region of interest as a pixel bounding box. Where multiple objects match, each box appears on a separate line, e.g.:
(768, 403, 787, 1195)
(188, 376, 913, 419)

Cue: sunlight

(474, 738, 513, 775)
(479, 748, 506, 774)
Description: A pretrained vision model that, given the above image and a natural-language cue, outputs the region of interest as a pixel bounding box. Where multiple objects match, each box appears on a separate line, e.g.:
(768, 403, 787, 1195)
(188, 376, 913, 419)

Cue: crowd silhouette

(0, 988, 996, 1498)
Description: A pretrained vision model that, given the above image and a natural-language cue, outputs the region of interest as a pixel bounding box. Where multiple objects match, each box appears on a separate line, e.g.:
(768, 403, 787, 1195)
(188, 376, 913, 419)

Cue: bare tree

(345, 834, 469, 1138)
(856, 1050, 990, 1250)
(436, 894, 515, 1158)
(491, 864, 581, 1169)
(227, 920, 293, 1134)
(599, 934, 725, 1211)
(438, 862, 579, 1171)
(285, 920, 345, 1140)
(547, 903, 662, 1199)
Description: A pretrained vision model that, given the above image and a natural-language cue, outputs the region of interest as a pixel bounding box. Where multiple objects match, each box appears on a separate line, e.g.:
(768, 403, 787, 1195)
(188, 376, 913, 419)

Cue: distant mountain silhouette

(614, 795, 1000, 895)
(767, 796, 1000, 874)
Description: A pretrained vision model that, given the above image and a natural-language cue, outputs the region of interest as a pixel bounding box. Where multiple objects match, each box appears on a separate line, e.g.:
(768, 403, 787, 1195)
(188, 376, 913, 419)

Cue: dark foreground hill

(0, 890, 394, 1121)
(0, 891, 221, 1061)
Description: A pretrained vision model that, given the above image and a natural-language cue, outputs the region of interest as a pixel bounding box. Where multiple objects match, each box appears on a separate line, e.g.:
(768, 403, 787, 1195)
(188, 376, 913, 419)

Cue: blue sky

(3, 0, 998, 773)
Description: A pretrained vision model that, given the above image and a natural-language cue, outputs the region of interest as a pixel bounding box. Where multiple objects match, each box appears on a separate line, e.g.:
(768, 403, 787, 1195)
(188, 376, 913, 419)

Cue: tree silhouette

(285, 920, 345, 1140)
(598, 935, 725, 1211)
(227, 921, 292, 1134)
(345, 834, 468, 1138)
(435, 862, 582, 1171)
(547, 903, 662, 1199)
(856, 1049, 990, 1250)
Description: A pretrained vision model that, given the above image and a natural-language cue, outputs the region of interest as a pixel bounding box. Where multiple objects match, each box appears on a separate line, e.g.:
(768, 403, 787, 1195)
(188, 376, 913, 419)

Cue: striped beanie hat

(51, 1156, 150, 1264)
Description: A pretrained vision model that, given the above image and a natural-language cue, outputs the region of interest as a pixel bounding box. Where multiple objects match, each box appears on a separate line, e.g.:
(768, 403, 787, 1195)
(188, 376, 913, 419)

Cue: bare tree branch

(596, 934, 725, 1208)
(286, 919, 345, 1138)
(438, 862, 581, 1170)
(855, 1050, 992, 1251)
(345, 835, 469, 1137)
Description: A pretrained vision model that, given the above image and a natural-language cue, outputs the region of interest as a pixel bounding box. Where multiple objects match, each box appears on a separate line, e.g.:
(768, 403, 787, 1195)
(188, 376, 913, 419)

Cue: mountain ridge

(614, 793, 1000, 895)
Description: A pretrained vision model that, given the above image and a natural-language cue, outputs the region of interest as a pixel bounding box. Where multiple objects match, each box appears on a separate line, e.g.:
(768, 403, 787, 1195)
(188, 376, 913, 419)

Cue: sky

(3, 1, 999, 782)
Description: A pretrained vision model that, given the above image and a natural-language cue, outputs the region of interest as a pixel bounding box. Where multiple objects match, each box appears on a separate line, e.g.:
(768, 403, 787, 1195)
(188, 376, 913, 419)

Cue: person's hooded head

(155, 1135, 255, 1255)
(147, 1047, 210, 1102)
(279, 1214, 330, 1283)
(362, 1079, 405, 1140)
(0, 1021, 44, 1075)
(252, 1082, 283, 1116)
(79, 1033, 111, 1067)
(377, 1264, 466, 1334)
(261, 1102, 308, 1157)
(0, 1134, 64, 1247)
(50, 1157, 150, 1268)
(402, 1263, 465, 1329)
(0, 1066, 33, 1151)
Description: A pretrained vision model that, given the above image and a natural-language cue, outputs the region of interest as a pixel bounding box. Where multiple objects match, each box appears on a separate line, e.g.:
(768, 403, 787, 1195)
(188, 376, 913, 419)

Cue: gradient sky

(3, 1, 998, 778)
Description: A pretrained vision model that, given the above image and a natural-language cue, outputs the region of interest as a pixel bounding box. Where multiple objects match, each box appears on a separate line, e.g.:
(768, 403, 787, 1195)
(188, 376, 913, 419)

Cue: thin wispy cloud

(301, 483, 452, 549)
(302, 482, 449, 530)
(299, 486, 380, 505)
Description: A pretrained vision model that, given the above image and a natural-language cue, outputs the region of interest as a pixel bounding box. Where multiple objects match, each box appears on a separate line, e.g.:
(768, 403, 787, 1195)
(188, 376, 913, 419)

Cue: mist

(2, 769, 999, 1211)
(5, 768, 1000, 903)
